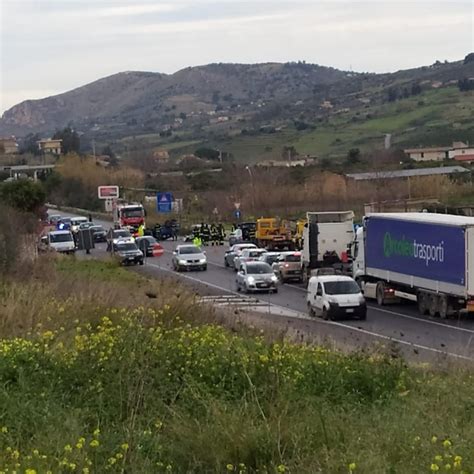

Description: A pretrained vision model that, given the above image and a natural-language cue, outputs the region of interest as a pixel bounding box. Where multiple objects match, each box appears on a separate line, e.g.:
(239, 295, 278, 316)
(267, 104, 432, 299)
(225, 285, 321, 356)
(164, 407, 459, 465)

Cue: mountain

(1, 57, 473, 160)
(0, 62, 350, 136)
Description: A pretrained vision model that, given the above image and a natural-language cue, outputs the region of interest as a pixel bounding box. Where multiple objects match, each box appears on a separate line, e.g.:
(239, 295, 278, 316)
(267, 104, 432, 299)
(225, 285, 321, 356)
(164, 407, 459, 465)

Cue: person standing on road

(193, 235, 202, 248)
(137, 224, 145, 237)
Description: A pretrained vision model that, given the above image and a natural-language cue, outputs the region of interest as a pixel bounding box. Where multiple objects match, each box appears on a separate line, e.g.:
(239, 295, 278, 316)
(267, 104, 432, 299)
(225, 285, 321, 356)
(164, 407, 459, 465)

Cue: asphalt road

(51, 210, 474, 364)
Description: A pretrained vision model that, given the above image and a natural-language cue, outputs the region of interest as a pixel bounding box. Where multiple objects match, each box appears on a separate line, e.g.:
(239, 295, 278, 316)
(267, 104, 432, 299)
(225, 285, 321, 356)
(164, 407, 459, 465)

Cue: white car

(107, 228, 134, 251)
(307, 275, 366, 321)
(70, 216, 89, 232)
(236, 261, 278, 294)
(233, 248, 267, 271)
(43, 230, 76, 254)
(224, 243, 257, 268)
(172, 245, 207, 271)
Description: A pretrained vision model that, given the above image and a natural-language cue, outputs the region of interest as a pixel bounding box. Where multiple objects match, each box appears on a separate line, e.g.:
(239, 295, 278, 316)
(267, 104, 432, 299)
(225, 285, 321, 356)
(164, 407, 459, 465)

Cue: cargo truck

(302, 211, 355, 283)
(352, 213, 474, 318)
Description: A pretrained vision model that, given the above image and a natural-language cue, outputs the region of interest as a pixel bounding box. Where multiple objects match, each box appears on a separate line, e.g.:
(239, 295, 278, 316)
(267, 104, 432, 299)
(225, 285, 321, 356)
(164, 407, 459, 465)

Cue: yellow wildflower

(348, 463, 357, 472)
(445, 465, 452, 471)
(435, 456, 443, 462)
(277, 465, 287, 473)
(82, 469, 90, 474)
(1, 426, 8, 433)
(25, 470, 36, 474)
(443, 440, 452, 448)
(226, 465, 234, 472)
(93, 428, 100, 437)
(121, 443, 129, 451)
(64, 444, 73, 453)
(431, 464, 440, 472)
(108, 457, 117, 465)
(431, 436, 438, 443)
(90, 439, 99, 448)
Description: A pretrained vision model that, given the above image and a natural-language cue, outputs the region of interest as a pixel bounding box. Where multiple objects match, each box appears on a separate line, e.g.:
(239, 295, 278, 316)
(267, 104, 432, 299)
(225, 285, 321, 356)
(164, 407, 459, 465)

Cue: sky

(0, 0, 473, 114)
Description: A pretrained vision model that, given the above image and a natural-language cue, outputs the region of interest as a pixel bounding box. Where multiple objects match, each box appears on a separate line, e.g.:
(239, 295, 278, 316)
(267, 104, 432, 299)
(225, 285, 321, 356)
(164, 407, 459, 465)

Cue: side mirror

(41, 236, 48, 244)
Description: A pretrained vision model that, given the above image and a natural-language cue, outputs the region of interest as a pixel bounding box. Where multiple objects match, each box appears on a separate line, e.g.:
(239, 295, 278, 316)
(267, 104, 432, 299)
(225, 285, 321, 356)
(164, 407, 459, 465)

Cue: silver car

(236, 261, 279, 294)
(224, 243, 257, 268)
(233, 248, 267, 272)
(172, 244, 207, 271)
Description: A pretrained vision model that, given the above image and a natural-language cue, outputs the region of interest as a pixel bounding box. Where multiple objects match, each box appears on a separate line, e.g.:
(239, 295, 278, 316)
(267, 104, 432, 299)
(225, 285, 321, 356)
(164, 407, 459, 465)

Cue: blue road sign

(234, 209, 241, 220)
(157, 192, 173, 213)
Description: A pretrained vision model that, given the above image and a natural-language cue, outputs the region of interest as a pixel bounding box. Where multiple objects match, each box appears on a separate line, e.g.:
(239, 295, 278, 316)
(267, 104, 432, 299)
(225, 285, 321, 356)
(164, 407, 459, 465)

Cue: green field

(211, 87, 474, 162)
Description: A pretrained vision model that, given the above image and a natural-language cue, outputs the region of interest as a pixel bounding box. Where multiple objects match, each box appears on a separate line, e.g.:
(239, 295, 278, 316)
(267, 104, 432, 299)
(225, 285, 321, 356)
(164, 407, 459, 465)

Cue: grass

(205, 87, 474, 162)
(0, 257, 473, 473)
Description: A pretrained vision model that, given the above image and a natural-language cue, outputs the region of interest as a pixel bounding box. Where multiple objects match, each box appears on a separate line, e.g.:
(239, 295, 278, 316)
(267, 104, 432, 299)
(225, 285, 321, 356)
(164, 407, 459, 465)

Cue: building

(0, 137, 18, 154)
(346, 166, 470, 182)
(37, 138, 62, 155)
(454, 154, 474, 164)
(256, 158, 316, 168)
(449, 142, 474, 159)
(152, 149, 170, 163)
(403, 146, 450, 161)
(404, 142, 474, 162)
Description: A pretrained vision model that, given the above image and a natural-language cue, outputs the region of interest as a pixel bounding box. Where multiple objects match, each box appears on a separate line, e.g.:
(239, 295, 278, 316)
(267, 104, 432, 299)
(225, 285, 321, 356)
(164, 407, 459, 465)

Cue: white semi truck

(302, 211, 355, 282)
(352, 212, 474, 318)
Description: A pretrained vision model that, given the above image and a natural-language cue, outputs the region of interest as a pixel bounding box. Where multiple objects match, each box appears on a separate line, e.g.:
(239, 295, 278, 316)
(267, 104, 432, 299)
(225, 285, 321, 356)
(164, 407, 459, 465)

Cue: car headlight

(178, 259, 187, 264)
(271, 275, 278, 282)
(359, 295, 366, 304)
(199, 258, 206, 264)
(247, 276, 255, 284)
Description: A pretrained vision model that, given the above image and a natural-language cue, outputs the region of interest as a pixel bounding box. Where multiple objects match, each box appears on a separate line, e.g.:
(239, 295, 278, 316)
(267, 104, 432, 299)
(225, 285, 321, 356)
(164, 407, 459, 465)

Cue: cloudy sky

(0, 0, 472, 114)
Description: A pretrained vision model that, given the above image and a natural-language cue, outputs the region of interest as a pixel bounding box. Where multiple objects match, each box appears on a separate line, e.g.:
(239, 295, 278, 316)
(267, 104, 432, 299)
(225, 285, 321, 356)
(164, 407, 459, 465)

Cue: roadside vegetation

(0, 238, 473, 472)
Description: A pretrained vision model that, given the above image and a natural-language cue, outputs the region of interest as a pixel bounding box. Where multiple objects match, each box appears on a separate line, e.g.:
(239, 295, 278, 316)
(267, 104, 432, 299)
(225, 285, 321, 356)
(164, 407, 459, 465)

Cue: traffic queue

(39, 213, 164, 265)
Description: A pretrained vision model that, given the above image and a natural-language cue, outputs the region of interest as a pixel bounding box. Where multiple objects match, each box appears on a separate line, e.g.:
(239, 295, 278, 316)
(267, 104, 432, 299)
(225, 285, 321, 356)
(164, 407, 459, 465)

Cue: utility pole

(92, 138, 96, 162)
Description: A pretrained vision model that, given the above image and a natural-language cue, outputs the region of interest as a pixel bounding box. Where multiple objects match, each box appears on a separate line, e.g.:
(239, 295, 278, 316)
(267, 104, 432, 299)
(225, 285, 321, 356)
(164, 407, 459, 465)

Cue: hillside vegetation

(0, 256, 473, 473)
(2, 57, 474, 164)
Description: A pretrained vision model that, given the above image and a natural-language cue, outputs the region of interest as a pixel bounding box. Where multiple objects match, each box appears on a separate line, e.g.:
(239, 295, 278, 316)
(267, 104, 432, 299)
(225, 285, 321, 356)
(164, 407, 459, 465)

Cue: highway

(51, 210, 474, 363)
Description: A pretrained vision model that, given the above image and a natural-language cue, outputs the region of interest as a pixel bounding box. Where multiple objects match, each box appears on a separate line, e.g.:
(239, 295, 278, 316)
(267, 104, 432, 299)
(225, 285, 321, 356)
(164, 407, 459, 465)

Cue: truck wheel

(438, 295, 449, 319)
(417, 292, 428, 315)
(376, 282, 386, 306)
(428, 294, 439, 317)
(322, 308, 329, 320)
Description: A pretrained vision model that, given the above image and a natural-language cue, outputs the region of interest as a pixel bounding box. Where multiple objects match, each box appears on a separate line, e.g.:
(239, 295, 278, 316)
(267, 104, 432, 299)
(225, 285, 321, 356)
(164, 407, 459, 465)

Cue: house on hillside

(152, 149, 170, 163)
(403, 146, 450, 161)
(37, 138, 62, 155)
(404, 142, 474, 162)
(449, 142, 474, 159)
(0, 137, 19, 154)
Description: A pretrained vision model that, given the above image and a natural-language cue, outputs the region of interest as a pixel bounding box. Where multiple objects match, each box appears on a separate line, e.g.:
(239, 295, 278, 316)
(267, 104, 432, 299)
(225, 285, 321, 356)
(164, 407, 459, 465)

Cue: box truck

(352, 213, 474, 318)
(302, 211, 355, 282)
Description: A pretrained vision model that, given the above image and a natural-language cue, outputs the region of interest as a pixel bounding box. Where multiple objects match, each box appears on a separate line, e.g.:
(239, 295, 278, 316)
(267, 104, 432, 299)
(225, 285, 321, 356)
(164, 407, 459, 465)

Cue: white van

(307, 275, 366, 320)
(44, 230, 76, 254)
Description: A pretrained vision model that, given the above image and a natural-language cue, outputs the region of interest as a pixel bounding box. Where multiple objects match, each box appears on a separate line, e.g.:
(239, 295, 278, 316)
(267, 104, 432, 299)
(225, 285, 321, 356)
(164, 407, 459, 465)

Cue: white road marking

(368, 305, 474, 335)
(144, 261, 474, 362)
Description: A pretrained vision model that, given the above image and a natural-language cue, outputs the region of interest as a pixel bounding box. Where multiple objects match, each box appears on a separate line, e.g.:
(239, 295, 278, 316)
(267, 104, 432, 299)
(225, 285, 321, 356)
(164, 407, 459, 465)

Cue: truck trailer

(352, 213, 474, 318)
(302, 211, 355, 282)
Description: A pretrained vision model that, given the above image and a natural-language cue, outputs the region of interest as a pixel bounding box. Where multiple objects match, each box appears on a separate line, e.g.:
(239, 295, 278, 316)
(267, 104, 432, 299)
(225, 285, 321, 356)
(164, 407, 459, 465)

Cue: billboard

(157, 192, 173, 213)
(365, 216, 465, 285)
(98, 185, 119, 199)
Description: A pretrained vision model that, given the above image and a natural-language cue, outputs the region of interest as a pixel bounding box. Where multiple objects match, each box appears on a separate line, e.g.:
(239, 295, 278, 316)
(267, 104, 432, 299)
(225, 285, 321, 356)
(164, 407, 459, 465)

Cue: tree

(194, 147, 220, 161)
(19, 133, 41, 155)
(0, 180, 46, 214)
(347, 148, 361, 164)
(101, 145, 118, 166)
(52, 127, 80, 154)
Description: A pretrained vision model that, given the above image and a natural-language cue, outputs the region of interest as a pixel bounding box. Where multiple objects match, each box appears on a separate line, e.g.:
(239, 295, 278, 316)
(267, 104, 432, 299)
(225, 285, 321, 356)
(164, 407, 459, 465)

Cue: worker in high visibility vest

(137, 224, 145, 237)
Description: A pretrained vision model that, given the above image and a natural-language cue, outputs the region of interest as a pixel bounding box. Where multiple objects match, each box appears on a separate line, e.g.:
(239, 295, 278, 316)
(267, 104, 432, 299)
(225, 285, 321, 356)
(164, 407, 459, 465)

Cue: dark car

(136, 236, 159, 256)
(90, 225, 107, 243)
(114, 242, 144, 266)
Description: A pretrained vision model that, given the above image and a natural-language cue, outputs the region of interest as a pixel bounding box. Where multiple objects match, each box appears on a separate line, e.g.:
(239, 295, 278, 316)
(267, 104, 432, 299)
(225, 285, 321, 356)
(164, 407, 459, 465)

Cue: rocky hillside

(1, 57, 473, 143)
